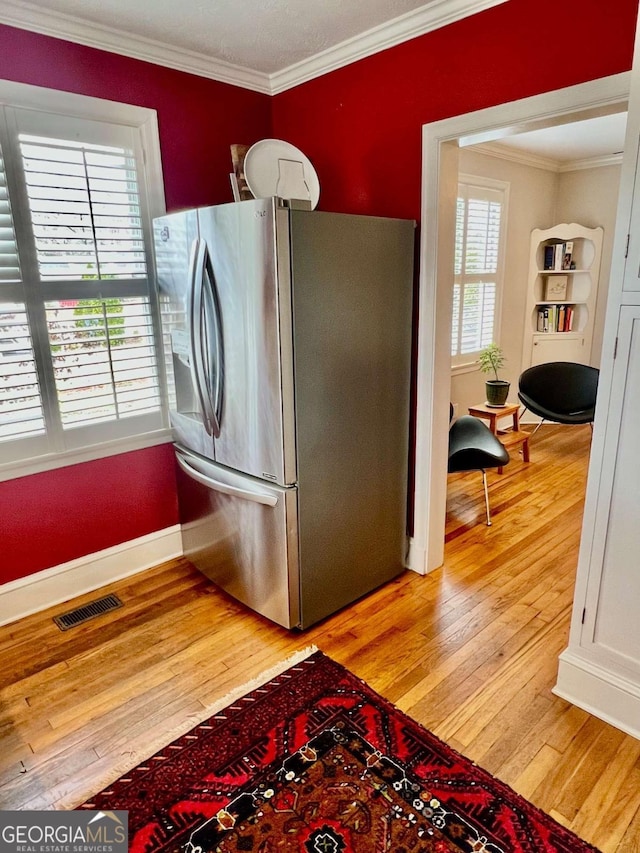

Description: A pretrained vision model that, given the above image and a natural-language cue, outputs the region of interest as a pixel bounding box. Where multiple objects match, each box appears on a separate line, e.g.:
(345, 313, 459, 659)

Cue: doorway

(409, 71, 631, 576)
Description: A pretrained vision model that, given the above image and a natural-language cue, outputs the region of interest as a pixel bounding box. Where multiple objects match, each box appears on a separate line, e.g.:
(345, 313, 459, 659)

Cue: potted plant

(478, 343, 510, 406)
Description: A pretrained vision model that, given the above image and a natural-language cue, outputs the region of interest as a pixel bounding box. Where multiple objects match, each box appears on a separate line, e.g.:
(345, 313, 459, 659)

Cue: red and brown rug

(78, 649, 600, 853)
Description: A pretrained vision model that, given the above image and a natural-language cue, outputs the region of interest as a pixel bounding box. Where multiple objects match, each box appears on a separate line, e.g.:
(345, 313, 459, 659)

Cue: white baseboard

(0, 525, 183, 627)
(554, 650, 640, 741)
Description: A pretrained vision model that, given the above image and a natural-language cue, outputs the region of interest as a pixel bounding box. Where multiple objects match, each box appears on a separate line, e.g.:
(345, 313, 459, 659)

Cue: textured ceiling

(21, 0, 442, 73)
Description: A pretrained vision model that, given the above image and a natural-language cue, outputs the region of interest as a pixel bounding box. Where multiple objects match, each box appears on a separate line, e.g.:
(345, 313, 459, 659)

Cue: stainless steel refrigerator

(153, 197, 414, 629)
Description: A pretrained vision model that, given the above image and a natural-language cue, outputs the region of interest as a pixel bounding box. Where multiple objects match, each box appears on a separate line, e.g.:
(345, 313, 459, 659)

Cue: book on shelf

(536, 304, 575, 332)
(557, 304, 566, 332)
(544, 245, 555, 270)
(542, 243, 565, 270)
(537, 307, 550, 332)
(537, 308, 545, 331)
(545, 304, 555, 332)
(554, 244, 565, 271)
(565, 305, 574, 331)
(542, 240, 576, 271)
(562, 241, 573, 270)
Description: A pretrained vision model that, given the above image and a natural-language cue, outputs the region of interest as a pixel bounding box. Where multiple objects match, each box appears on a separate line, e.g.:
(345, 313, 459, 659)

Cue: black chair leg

(530, 418, 546, 438)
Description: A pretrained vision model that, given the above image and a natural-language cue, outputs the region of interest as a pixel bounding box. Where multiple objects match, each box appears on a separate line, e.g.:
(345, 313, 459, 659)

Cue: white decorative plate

(244, 139, 320, 209)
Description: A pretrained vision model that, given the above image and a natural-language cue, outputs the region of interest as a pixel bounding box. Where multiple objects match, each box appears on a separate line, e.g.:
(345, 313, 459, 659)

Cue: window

(0, 83, 167, 475)
(452, 176, 508, 368)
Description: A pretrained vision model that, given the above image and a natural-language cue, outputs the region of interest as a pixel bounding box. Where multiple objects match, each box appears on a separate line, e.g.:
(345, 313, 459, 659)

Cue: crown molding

(0, 0, 508, 96)
(270, 0, 509, 94)
(0, 0, 272, 94)
(558, 152, 624, 172)
(472, 141, 561, 171)
(472, 141, 624, 173)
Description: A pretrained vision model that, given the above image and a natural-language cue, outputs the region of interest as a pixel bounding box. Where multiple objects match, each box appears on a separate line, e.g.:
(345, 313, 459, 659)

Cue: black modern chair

(448, 411, 510, 526)
(518, 361, 599, 436)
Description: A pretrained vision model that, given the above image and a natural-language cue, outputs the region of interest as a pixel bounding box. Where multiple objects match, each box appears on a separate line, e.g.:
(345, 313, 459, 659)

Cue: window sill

(451, 361, 481, 377)
(0, 428, 174, 484)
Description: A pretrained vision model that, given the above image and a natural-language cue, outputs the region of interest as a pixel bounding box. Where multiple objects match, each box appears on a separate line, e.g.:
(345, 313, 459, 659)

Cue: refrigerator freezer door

(289, 210, 414, 628)
(197, 199, 296, 486)
(175, 446, 300, 629)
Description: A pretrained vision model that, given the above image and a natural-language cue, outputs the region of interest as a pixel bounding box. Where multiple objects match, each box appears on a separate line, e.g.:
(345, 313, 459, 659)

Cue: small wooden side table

(467, 401, 531, 474)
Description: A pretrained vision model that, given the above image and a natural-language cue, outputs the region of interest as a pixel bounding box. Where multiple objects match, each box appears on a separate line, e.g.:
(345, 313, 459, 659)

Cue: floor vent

(53, 593, 123, 631)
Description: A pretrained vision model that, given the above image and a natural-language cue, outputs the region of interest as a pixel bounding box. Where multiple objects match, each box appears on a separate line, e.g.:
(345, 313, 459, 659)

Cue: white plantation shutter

(21, 135, 147, 282)
(0, 138, 47, 449)
(464, 198, 501, 273)
(0, 149, 21, 283)
(46, 297, 160, 429)
(0, 98, 165, 467)
(0, 302, 44, 441)
(452, 178, 507, 365)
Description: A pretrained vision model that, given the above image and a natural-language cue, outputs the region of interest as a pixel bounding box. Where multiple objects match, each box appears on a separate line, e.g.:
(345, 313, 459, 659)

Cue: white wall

(451, 149, 557, 415)
(555, 164, 622, 365)
(451, 151, 621, 417)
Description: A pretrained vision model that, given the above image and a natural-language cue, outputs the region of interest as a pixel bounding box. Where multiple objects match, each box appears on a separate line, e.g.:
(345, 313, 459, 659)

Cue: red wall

(0, 0, 638, 586)
(1, 446, 177, 583)
(271, 0, 638, 534)
(0, 25, 272, 585)
(0, 24, 272, 212)
(272, 0, 639, 223)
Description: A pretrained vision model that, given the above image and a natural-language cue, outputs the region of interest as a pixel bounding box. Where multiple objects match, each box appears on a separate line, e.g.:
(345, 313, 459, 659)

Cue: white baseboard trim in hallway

(554, 650, 640, 742)
(0, 525, 183, 627)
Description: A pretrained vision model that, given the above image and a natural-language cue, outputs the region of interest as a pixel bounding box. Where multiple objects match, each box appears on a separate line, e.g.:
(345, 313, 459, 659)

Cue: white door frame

(408, 71, 631, 576)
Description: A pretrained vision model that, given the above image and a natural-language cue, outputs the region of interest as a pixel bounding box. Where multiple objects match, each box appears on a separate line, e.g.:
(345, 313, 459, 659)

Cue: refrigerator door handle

(189, 239, 220, 437)
(202, 244, 225, 434)
(175, 448, 278, 507)
(186, 238, 206, 419)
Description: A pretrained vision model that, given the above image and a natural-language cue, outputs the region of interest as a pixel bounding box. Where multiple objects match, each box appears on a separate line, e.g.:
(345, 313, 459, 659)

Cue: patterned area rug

(78, 649, 600, 853)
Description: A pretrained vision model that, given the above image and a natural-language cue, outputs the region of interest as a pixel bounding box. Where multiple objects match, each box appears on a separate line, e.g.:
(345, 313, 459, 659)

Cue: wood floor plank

(553, 724, 628, 823)
(530, 715, 611, 815)
(495, 700, 590, 787)
(586, 756, 640, 853)
(512, 743, 564, 800)
(569, 740, 640, 847)
(435, 610, 569, 746)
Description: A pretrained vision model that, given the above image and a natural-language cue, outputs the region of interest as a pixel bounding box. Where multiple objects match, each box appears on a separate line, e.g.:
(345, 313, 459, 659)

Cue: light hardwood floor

(1, 423, 639, 851)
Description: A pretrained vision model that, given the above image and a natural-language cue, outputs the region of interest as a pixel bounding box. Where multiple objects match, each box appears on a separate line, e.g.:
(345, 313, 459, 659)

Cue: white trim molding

(0, 525, 182, 627)
(269, 0, 509, 94)
(413, 71, 631, 576)
(554, 649, 640, 741)
(0, 78, 170, 480)
(472, 142, 561, 172)
(0, 430, 173, 483)
(0, 0, 271, 94)
(0, 76, 167, 214)
(0, 0, 509, 96)
(405, 537, 426, 573)
(472, 141, 624, 173)
(558, 153, 624, 172)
